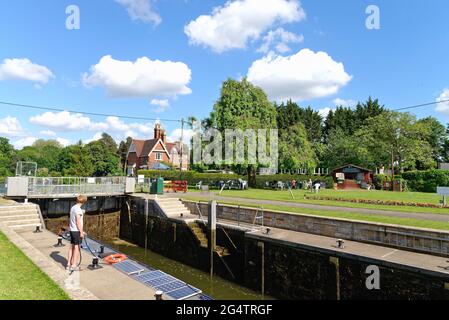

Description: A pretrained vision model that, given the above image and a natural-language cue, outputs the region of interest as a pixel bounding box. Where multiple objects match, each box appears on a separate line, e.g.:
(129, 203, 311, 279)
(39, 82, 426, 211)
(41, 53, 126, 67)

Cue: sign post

(437, 187, 449, 206)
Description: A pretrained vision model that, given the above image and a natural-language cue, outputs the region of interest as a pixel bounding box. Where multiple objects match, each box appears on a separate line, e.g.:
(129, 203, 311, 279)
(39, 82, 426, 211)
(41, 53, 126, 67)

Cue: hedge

(138, 170, 334, 189)
(138, 170, 243, 185)
(402, 169, 449, 193)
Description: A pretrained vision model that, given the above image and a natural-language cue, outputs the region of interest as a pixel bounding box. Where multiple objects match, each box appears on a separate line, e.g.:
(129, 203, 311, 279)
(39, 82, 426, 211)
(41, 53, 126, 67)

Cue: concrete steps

(189, 222, 208, 248)
(156, 198, 191, 218)
(0, 204, 43, 232)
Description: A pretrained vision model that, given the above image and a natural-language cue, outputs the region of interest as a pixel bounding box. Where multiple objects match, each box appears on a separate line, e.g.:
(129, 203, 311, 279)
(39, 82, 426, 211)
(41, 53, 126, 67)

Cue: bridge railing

(27, 177, 127, 197)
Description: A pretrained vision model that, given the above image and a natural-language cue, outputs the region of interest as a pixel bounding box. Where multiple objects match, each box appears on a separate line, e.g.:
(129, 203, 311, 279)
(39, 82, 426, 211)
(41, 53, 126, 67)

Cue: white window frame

(155, 152, 163, 161)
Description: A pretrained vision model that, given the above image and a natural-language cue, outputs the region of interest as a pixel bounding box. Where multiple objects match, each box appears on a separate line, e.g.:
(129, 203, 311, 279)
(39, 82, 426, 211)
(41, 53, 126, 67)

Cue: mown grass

(209, 189, 449, 215)
(183, 196, 449, 232)
(0, 231, 69, 300)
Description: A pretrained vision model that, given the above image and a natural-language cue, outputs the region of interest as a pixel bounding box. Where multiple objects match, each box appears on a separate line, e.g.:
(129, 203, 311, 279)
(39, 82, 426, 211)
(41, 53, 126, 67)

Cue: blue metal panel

(154, 280, 186, 293)
(145, 275, 177, 287)
(113, 260, 146, 275)
(167, 286, 201, 300)
(134, 270, 166, 282)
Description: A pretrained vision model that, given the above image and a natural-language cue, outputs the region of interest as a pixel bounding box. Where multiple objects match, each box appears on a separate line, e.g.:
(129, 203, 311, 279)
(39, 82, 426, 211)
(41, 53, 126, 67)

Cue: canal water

(104, 238, 274, 300)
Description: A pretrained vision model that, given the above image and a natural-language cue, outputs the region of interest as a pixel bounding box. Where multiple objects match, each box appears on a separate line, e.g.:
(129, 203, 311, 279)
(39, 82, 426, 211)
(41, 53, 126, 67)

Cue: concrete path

(16, 229, 156, 300)
(168, 193, 449, 223)
(245, 222, 449, 278)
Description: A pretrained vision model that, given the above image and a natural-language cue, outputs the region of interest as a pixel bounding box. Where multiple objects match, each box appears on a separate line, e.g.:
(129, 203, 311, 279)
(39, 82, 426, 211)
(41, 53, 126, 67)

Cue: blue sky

(1, 0, 449, 149)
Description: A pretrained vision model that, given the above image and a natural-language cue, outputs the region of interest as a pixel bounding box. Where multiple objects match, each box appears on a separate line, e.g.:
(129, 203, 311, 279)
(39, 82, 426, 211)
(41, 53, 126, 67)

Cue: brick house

(126, 123, 189, 175)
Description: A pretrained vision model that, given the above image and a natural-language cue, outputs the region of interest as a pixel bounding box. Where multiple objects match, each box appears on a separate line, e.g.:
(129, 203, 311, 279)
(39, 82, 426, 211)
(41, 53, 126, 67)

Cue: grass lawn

(209, 189, 449, 215)
(184, 196, 449, 231)
(0, 231, 69, 300)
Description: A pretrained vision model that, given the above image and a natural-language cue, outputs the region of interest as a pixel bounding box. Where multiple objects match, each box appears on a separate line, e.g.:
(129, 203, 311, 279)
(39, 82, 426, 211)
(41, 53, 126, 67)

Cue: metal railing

(27, 177, 127, 197)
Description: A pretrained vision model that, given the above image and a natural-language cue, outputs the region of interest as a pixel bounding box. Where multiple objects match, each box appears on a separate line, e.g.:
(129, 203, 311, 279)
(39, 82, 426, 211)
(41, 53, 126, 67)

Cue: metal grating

(113, 260, 146, 275)
(167, 286, 202, 300)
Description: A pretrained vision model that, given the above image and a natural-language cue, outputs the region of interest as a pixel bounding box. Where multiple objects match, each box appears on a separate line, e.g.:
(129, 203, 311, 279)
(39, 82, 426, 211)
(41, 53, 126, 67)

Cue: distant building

(331, 164, 373, 190)
(126, 123, 189, 175)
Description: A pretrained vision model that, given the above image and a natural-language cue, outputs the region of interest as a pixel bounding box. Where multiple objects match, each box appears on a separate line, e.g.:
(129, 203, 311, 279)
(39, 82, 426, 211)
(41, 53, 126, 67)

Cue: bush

(373, 174, 387, 190)
(402, 169, 449, 193)
(255, 174, 334, 189)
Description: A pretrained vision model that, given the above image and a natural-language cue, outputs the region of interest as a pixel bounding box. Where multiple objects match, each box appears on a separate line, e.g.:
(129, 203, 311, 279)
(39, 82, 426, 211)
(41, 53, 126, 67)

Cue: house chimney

(154, 123, 162, 140)
(161, 130, 166, 143)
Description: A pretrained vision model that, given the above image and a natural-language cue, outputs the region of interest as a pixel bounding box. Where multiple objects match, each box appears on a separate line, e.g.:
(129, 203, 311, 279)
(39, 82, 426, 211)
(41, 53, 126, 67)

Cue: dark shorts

(70, 231, 81, 245)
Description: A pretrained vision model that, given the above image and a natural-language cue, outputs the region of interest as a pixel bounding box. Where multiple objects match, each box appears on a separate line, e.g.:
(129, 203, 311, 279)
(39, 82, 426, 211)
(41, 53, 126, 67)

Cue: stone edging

(0, 222, 98, 300)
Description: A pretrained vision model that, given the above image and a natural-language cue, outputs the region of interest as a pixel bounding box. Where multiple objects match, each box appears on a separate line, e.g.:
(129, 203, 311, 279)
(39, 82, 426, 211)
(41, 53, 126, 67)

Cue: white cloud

(55, 137, 71, 147)
(30, 111, 108, 131)
(0, 58, 54, 84)
(333, 98, 356, 108)
(318, 107, 333, 119)
(13, 137, 37, 150)
(169, 128, 194, 145)
(40, 130, 57, 137)
(184, 0, 305, 53)
(150, 99, 169, 113)
(436, 89, 449, 115)
(115, 0, 161, 25)
(83, 55, 192, 104)
(83, 132, 104, 145)
(247, 49, 352, 102)
(257, 28, 304, 54)
(0, 116, 24, 137)
(30, 111, 155, 141)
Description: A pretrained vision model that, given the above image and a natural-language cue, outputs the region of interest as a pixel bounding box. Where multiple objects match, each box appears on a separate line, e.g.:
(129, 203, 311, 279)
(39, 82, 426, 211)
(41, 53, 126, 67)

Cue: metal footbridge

(4, 176, 136, 199)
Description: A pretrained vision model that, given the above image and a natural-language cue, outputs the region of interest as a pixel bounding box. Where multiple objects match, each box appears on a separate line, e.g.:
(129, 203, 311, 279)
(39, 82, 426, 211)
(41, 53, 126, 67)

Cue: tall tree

(208, 78, 277, 184)
(118, 137, 133, 171)
(356, 111, 435, 172)
(417, 117, 447, 163)
(279, 123, 317, 171)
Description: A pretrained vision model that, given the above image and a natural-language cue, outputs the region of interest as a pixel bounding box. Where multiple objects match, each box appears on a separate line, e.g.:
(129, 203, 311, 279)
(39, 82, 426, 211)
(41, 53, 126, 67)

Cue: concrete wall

(184, 201, 449, 257)
(122, 197, 449, 300)
(245, 236, 449, 300)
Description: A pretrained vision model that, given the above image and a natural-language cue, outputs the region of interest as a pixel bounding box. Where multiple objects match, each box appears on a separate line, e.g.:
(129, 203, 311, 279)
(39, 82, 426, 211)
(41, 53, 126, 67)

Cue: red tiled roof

(141, 139, 159, 156)
(130, 139, 145, 157)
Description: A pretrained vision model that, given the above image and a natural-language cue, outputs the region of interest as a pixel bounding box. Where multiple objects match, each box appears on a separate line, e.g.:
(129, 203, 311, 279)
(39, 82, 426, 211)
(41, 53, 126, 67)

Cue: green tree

(208, 78, 277, 185)
(0, 138, 15, 176)
(58, 142, 94, 176)
(118, 137, 133, 171)
(86, 140, 120, 176)
(356, 111, 435, 172)
(279, 123, 317, 171)
(417, 117, 447, 163)
(322, 128, 372, 169)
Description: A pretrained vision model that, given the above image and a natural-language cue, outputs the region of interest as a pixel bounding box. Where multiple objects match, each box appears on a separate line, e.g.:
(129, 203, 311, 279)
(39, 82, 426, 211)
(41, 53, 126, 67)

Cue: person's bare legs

(67, 245, 73, 269)
(70, 245, 79, 269)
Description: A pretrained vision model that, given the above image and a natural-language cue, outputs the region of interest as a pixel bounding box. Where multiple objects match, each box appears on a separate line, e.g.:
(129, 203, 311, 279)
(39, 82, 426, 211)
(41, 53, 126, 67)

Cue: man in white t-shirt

(67, 195, 87, 271)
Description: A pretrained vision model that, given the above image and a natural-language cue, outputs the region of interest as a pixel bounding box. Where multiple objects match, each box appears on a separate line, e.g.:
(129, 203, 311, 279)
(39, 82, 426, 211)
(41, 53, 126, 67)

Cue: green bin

(150, 177, 164, 195)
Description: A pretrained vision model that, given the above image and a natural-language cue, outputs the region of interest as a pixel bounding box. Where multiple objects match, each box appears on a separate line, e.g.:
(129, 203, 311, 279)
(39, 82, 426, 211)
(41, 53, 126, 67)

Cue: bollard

(266, 227, 271, 235)
(34, 225, 42, 233)
(336, 239, 345, 249)
(56, 236, 64, 247)
(154, 290, 163, 300)
(99, 246, 104, 254)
